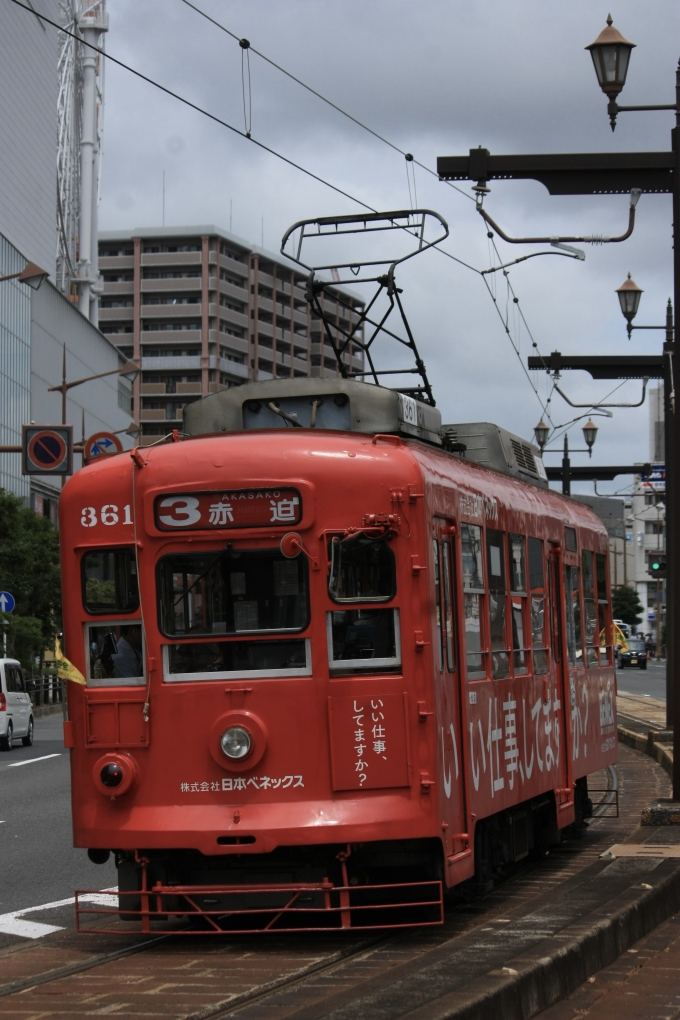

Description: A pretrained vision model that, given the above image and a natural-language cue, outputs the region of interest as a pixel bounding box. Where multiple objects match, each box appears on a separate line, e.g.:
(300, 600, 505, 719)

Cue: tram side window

(157, 549, 309, 636)
(86, 623, 145, 686)
(461, 523, 486, 679)
(581, 551, 599, 667)
(326, 609, 400, 674)
(510, 535, 529, 675)
(564, 565, 583, 667)
(81, 549, 139, 614)
(432, 539, 443, 671)
(441, 538, 457, 672)
(487, 529, 509, 679)
(596, 552, 612, 665)
(528, 538, 548, 674)
(328, 534, 396, 602)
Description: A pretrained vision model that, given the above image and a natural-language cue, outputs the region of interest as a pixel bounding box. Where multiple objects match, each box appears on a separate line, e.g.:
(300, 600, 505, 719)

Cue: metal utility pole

(437, 28, 680, 799)
(57, 1, 108, 314)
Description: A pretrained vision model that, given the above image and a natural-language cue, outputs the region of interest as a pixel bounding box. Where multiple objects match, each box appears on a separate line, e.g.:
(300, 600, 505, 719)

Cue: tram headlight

(100, 763, 124, 788)
(220, 726, 252, 760)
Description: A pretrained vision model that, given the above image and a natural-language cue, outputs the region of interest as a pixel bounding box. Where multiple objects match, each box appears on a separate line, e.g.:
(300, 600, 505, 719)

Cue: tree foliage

(0, 613, 44, 672)
(612, 585, 643, 627)
(0, 490, 61, 656)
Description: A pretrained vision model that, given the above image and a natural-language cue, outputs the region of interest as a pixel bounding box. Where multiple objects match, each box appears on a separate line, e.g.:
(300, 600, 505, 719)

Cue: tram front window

(328, 534, 396, 602)
(157, 548, 309, 636)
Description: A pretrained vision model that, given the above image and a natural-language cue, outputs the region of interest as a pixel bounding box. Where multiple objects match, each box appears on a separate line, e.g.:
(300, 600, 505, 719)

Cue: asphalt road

(0, 711, 116, 917)
(617, 658, 667, 701)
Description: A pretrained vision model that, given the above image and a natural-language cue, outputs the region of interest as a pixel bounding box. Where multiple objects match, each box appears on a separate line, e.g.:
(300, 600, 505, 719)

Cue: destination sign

(154, 488, 302, 531)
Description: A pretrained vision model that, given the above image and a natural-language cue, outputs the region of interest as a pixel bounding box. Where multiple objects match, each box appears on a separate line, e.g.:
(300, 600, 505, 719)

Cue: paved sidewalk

(535, 912, 680, 1019)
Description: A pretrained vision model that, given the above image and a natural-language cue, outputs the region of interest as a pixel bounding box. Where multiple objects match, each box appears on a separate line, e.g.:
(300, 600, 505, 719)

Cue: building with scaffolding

(97, 226, 365, 444)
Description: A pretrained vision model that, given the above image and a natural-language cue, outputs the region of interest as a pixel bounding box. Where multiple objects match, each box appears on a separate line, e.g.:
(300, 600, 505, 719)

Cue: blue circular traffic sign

(0, 591, 15, 613)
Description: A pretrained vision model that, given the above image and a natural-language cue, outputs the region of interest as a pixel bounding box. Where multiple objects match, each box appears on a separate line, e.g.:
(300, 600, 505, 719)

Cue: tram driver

(111, 624, 143, 678)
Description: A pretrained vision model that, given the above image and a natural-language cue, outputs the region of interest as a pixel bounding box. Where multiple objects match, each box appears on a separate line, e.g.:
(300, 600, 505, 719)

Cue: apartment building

(97, 226, 365, 443)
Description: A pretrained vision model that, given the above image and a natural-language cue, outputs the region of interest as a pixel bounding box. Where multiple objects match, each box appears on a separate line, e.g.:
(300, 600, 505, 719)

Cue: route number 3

(81, 504, 133, 527)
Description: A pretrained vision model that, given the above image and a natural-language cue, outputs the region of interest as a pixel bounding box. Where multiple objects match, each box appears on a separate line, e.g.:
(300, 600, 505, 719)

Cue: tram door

(547, 544, 572, 806)
(432, 520, 467, 856)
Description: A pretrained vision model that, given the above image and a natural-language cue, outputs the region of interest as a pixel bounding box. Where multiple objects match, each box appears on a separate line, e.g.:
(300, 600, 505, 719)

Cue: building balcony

(218, 358, 248, 378)
(140, 383, 167, 395)
(140, 407, 184, 422)
(99, 306, 134, 320)
(102, 281, 134, 296)
(176, 381, 203, 395)
(140, 302, 201, 317)
(141, 277, 202, 293)
(141, 251, 202, 267)
(218, 254, 249, 278)
(141, 356, 202, 371)
(141, 329, 202, 344)
(219, 309, 249, 332)
(99, 256, 134, 271)
(218, 279, 248, 302)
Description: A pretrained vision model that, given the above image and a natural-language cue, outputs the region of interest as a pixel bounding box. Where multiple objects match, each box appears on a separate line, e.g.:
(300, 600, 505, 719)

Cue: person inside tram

(111, 625, 143, 678)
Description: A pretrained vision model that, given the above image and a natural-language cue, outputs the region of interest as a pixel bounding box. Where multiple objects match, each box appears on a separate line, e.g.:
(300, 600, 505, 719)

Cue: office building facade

(97, 226, 365, 443)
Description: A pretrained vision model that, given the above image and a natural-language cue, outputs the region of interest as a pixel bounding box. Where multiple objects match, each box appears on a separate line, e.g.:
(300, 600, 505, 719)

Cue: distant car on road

(0, 658, 34, 750)
(619, 637, 648, 671)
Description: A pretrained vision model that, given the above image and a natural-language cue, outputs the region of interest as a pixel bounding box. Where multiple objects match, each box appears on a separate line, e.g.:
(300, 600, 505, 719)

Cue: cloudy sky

(98, 0, 679, 494)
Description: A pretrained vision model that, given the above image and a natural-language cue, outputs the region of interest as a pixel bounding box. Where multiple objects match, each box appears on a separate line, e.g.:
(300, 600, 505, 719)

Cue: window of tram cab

(581, 550, 600, 667)
(528, 538, 549, 674)
(596, 552, 612, 665)
(486, 529, 510, 679)
(461, 523, 486, 679)
(157, 547, 309, 637)
(81, 549, 139, 614)
(86, 622, 145, 687)
(509, 535, 529, 675)
(327, 533, 396, 603)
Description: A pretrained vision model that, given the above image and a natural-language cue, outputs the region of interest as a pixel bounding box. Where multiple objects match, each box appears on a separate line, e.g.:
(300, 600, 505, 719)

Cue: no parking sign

(22, 425, 73, 476)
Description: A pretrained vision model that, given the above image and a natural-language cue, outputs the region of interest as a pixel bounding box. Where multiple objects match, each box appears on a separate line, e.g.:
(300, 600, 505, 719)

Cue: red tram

(60, 378, 617, 932)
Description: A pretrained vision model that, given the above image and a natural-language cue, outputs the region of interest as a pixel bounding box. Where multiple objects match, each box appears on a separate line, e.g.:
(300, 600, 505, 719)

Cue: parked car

(0, 658, 34, 750)
(619, 637, 648, 670)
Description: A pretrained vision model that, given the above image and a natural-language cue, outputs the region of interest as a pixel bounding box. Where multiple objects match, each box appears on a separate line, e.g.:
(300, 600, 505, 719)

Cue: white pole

(77, 2, 108, 322)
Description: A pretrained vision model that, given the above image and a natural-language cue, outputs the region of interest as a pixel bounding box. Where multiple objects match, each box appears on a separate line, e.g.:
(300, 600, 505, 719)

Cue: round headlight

(100, 762, 124, 788)
(220, 726, 252, 760)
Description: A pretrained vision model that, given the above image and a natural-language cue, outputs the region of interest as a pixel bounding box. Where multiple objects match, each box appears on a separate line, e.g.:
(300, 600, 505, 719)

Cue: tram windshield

(157, 548, 309, 637)
(328, 534, 396, 602)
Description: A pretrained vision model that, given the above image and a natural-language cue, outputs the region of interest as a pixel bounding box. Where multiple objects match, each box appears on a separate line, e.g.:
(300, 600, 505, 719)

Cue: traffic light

(647, 552, 666, 576)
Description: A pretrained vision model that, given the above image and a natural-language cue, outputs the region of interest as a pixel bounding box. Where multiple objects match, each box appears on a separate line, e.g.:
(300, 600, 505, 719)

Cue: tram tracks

(0, 748, 670, 1020)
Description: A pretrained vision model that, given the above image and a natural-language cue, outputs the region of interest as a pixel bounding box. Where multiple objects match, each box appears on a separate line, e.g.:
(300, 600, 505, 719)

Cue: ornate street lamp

(582, 419, 598, 456)
(533, 420, 550, 452)
(616, 273, 643, 338)
(586, 15, 635, 99)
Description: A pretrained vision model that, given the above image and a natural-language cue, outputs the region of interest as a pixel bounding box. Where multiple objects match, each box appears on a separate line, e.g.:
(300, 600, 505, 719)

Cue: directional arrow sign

(0, 591, 16, 613)
(83, 431, 123, 463)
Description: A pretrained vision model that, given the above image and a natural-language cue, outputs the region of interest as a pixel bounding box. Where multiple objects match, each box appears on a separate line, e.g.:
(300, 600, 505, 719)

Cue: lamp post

(0, 262, 49, 290)
(535, 420, 598, 496)
(47, 344, 139, 425)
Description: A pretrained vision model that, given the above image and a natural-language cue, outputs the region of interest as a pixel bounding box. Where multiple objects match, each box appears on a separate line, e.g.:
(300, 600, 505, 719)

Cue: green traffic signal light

(648, 555, 666, 575)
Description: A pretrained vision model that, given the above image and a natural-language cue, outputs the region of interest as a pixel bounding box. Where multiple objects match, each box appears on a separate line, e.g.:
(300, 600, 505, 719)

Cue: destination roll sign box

(154, 488, 302, 530)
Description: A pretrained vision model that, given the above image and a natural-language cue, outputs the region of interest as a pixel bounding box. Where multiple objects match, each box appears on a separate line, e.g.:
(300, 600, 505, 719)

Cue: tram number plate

(154, 488, 302, 530)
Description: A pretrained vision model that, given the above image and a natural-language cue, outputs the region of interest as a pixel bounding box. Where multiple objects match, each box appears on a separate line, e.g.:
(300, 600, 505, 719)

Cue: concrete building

(573, 495, 629, 590)
(0, 0, 132, 514)
(620, 387, 666, 640)
(97, 226, 365, 444)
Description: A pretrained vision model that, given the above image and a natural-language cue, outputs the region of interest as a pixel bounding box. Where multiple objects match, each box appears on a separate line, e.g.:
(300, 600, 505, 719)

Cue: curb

(31, 704, 64, 719)
(401, 860, 680, 1020)
(617, 723, 673, 780)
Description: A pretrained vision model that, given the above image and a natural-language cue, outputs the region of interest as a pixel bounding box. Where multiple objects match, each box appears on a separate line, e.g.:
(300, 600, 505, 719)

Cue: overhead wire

(178, 0, 475, 204)
(17, 0, 618, 432)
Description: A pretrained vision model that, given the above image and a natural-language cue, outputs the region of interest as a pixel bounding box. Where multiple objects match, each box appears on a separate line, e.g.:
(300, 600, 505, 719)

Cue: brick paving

(535, 913, 680, 1019)
(0, 745, 671, 1020)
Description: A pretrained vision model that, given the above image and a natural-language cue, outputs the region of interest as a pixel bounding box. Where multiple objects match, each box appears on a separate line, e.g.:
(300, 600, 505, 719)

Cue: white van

(0, 658, 34, 751)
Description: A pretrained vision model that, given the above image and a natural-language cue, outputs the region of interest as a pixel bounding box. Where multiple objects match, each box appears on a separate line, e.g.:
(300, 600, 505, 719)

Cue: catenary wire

(14, 0, 586, 424)
(178, 0, 475, 204)
(10, 0, 483, 281)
